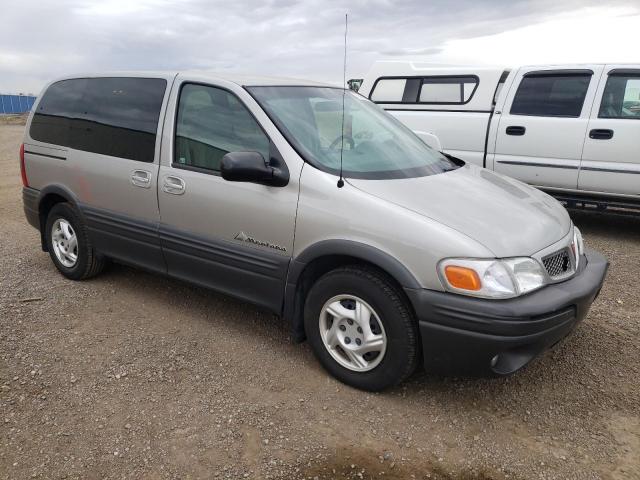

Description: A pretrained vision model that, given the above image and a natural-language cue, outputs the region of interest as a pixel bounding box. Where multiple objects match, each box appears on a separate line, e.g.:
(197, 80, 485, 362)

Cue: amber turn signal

(444, 265, 482, 291)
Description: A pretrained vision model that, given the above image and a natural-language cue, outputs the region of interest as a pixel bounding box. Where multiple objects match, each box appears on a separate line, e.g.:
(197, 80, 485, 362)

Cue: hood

(347, 164, 571, 258)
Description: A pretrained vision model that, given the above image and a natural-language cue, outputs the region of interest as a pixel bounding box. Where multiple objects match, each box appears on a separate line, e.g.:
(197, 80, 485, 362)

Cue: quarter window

(510, 73, 591, 117)
(30, 77, 167, 162)
(174, 84, 270, 172)
(598, 73, 640, 119)
(30, 79, 88, 147)
(370, 76, 479, 104)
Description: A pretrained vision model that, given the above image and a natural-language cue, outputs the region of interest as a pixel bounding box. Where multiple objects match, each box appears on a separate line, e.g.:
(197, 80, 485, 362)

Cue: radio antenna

(337, 13, 348, 188)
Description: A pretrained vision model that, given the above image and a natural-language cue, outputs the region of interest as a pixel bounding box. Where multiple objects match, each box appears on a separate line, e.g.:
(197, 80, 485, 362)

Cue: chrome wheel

(319, 295, 387, 372)
(51, 218, 78, 268)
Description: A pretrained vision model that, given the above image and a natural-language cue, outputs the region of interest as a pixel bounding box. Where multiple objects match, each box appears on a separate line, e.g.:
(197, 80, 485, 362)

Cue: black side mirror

(220, 151, 288, 187)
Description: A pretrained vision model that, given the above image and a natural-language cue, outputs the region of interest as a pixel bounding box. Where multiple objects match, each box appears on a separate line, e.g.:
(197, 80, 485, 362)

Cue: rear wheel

(45, 203, 105, 280)
(304, 265, 419, 391)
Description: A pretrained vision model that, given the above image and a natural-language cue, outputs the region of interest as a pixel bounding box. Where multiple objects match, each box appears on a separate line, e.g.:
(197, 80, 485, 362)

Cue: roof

(46, 71, 335, 88)
(182, 71, 334, 87)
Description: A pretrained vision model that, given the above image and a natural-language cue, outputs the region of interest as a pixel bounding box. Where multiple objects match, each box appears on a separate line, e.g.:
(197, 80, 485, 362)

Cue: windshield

(247, 86, 461, 179)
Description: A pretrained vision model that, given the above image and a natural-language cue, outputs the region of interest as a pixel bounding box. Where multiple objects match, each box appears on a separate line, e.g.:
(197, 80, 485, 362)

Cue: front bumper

(405, 249, 609, 376)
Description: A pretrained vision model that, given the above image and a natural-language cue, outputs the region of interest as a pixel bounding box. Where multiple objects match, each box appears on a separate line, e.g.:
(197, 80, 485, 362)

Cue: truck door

(492, 66, 603, 189)
(579, 66, 640, 196)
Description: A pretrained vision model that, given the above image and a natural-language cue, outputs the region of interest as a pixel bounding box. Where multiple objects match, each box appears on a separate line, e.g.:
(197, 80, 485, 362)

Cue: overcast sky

(1, 0, 639, 94)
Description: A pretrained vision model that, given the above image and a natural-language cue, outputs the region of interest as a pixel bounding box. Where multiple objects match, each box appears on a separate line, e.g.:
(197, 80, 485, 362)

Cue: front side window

(599, 73, 640, 119)
(174, 84, 270, 172)
(248, 86, 460, 179)
(30, 77, 167, 162)
(510, 73, 591, 117)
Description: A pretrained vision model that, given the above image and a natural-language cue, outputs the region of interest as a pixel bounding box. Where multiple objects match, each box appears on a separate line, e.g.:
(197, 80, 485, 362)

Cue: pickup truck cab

(21, 72, 607, 390)
(358, 61, 640, 212)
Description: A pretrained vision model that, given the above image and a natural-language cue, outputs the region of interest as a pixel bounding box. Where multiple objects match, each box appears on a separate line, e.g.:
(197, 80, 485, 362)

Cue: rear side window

(510, 72, 591, 117)
(599, 72, 640, 119)
(370, 76, 479, 105)
(174, 84, 270, 172)
(30, 77, 167, 162)
(30, 79, 88, 147)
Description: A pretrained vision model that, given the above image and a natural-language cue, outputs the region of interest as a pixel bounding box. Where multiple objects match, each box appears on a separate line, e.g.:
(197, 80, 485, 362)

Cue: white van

(357, 61, 640, 212)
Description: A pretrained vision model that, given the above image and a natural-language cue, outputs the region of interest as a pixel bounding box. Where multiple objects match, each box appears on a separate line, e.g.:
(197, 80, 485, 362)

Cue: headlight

(438, 257, 547, 299)
(573, 226, 584, 258)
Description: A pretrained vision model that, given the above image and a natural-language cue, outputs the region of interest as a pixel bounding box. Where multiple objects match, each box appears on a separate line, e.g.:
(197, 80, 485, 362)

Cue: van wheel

(304, 266, 419, 391)
(45, 203, 105, 280)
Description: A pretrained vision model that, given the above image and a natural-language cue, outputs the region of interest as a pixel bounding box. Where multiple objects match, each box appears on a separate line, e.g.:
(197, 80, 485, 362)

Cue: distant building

(0, 94, 37, 114)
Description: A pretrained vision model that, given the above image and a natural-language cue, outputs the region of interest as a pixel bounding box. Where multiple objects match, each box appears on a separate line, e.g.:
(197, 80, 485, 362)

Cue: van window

(248, 86, 460, 180)
(369, 79, 406, 102)
(599, 73, 640, 119)
(510, 73, 591, 117)
(174, 84, 270, 172)
(30, 77, 167, 162)
(30, 79, 88, 146)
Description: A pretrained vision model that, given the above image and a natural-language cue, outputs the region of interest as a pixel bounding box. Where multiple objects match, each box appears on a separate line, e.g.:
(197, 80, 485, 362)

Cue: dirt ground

(0, 123, 638, 480)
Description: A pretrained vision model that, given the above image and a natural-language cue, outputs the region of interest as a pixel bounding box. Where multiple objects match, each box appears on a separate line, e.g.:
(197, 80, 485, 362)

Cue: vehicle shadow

(569, 208, 640, 241)
(95, 257, 629, 419)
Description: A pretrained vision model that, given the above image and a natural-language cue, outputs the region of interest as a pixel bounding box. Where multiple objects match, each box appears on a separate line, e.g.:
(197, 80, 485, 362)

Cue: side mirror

(220, 151, 288, 187)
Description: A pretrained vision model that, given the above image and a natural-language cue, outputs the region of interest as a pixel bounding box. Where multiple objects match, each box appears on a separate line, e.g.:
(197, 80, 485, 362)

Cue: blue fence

(0, 95, 36, 114)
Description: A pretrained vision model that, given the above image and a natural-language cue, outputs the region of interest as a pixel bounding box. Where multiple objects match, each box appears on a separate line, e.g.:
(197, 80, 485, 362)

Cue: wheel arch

(284, 240, 420, 342)
(37, 185, 82, 251)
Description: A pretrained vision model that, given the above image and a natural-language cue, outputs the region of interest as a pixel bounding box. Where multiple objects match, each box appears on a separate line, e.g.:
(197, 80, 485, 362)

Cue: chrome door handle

(163, 176, 186, 195)
(131, 170, 152, 188)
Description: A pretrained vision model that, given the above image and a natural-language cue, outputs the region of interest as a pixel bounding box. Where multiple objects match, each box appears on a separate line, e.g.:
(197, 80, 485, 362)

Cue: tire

(45, 203, 105, 280)
(304, 265, 419, 391)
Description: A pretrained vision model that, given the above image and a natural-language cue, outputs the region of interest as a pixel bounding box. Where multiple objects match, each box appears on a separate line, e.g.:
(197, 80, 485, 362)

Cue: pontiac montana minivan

(21, 72, 608, 391)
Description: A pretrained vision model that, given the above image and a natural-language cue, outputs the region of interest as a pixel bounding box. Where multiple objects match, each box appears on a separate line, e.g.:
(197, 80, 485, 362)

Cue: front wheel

(304, 266, 419, 391)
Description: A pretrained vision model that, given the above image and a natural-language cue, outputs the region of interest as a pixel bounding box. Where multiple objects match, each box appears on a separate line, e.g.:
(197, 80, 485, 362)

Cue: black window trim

(368, 75, 480, 106)
(608, 68, 640, 77)
(509, 70, 594, 118)
(30, 76, 168, 163)
(171, 81, 285, 177)
(523, 69, 594, 78)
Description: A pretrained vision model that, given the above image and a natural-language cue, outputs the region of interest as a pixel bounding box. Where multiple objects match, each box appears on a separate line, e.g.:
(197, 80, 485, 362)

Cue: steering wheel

(329, 134, 355, 150)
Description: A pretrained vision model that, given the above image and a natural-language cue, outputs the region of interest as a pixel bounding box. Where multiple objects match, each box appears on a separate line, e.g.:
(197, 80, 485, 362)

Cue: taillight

(19, 143, 28, 187)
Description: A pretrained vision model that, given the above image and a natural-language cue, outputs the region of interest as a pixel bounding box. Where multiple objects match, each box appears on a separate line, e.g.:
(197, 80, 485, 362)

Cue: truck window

(30, 77, 167, 163)
(598, 73, 640, 119)
(419, 77, 478, 104)
(370, 79, 406, 102)
(370, 76, 478, 105)
(510, 72, 591, 117)
(174, 84, 270, 172)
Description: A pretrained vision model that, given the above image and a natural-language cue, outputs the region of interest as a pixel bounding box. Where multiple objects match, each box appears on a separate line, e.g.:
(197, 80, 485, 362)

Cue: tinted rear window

(510, 73, 591, 117)
(30, 77, 167, 162)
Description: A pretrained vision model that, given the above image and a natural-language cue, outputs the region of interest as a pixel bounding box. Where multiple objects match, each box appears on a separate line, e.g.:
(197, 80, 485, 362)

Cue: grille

(542, 249, 572, 278)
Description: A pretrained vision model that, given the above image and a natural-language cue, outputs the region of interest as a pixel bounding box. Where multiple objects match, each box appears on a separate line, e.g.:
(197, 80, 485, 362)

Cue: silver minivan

(21, 72, 608, 391)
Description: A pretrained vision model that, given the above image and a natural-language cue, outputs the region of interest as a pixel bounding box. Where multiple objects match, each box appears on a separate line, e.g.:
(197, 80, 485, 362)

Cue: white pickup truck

(356, 61, 640, 212)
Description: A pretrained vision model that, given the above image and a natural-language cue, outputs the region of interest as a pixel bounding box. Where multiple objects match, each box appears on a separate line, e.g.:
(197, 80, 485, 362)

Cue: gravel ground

(0, 124, 638, 479)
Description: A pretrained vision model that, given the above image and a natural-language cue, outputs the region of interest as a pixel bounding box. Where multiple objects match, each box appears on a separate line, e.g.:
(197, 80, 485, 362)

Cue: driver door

(157, 81, 300, 312)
